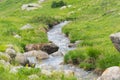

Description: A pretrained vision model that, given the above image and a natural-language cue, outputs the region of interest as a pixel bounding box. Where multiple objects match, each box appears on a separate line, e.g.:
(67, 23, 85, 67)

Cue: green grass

(63, 0, 120, 72)
(0, 65, 76, 80)
(1, 0, 120, 77)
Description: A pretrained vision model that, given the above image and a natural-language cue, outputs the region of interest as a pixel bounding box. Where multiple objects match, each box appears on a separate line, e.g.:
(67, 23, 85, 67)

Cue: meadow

(0, 0, 120, 79)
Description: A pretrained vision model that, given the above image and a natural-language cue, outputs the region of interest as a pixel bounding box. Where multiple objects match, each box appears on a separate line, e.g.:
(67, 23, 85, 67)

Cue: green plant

(79, 62, 95, 71)
(51, 0, 66, 8)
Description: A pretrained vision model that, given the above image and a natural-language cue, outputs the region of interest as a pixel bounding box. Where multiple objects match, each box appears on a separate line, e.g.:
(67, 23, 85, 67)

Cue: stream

(35, 21, 98, 80)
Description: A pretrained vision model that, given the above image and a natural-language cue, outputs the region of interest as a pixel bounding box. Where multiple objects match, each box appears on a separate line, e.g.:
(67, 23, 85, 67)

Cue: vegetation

(51, 0, 66, 8)
(0, 65, 76, 80)
(0, 0, 120, 79)
(63, 0, 120, 72)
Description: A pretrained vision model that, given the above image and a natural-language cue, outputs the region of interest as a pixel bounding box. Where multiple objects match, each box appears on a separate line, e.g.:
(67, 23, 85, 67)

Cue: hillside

(0, 0, 120, 80)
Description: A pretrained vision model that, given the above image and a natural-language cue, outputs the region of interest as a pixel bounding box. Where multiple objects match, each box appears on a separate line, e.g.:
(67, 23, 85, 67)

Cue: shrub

(64, 48, 87, 64)
(51, 0, 66, 8)
(86, 47, 101, 59)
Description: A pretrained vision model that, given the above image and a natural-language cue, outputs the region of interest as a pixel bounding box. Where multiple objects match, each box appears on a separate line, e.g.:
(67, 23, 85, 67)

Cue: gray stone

(38, 0, 45, 3)
(15, 54, 29, 66)
(20, 24, 33, 30)
(28, 74, 39, 80)
(97, 66, 120, 80)
(21, 3, 41, 11)
(24, 50, 49, 60)
(5, 48, 16, 59)
(51, 51, 63, 56)
(10, 66, 23, 73)
(14, 34, 21, 39)
(41, 69, 52, 76)
(110, 32, 120, 52)
(60, 6, 67, 10)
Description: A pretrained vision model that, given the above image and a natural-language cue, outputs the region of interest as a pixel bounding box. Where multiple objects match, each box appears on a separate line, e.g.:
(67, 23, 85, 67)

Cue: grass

(0, 65, 76, 80)
(63, 0, 120, 72)
(1, 0, 120, 78)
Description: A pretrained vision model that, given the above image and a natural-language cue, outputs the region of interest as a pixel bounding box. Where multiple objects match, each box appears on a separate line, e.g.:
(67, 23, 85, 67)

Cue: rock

(25, 43, 59, 54)
(20, 24, 33, 30)
(60, 6, 67, 10)
(0, 60, 10, 68)
(67, 5, 72, 8)
(10, 66, 23, 73)
(41, 69, 52, 76)
(68, 40, 80, 48)
(75, 40, 80, 45)
(24, 50, 49, 60)
(51, 51, 63, 56)
(14, 34, 21, 39)
(38, 0, 45, 3)
(21, 3, 41, 11)
(28, 74, 39, 80)
(110, 32, 120, 52)
(15, 54, 29, 66)
(97, 66, 120, 80)
(0, 52, 11, 62)
(5, 48, 16, 59)
(68, 43, 76, 48)
(64, 70, 74, 76)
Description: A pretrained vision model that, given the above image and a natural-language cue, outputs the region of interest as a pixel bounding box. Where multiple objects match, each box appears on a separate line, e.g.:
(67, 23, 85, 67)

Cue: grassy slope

(0, 0, 80, 52)
(0, 0, 78, 80)
(0, 0, 120, 78)
(63, 0, 120, 72)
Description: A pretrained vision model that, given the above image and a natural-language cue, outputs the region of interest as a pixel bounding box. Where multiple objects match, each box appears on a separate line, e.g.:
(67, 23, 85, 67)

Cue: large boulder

(110, 32, 120, 52)
(97, 66, 120, 80)
(25, 43, 59, 54)
(24, 50, 49, 60)
(15, 54, 29, 66)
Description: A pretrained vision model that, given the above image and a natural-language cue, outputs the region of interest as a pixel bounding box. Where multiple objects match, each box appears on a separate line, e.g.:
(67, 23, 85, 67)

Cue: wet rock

(28, 74, 39, 80)
(110, 32, 120, 52)
(21, 3, 41, 11)
(51, 51, 63, 56)
(24, 50, 49, 60)
(20, 24, 33, 30)
(97, 66, 120, 80)
(25, 43, 59, 54)
(15, 54, 29, 66)
(5, 48, 16, 59)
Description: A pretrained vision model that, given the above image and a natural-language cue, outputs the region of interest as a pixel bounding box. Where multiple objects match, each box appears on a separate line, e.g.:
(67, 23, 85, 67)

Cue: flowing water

(35, 21, 98, 80)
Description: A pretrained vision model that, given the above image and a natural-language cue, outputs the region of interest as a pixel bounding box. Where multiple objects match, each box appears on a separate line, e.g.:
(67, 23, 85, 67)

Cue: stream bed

(35, 21, 98, 80)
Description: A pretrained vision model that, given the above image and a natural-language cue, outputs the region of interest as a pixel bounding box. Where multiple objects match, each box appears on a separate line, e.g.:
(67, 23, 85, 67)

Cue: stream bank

(35, 21, 98, 80)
